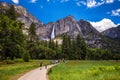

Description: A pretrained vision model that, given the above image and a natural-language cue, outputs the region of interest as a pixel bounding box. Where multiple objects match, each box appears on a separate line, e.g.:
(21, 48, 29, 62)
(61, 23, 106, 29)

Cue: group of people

(40, 62, 47, 70)
(39, 58, 66, 70)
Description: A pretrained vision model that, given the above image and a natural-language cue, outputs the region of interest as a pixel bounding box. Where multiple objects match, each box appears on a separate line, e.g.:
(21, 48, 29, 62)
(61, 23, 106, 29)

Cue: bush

(23, 51, 30, 62)
(3, 60, 15, 64)
(115, 66, 120, 71)
(47, 68, 52, 75)
(14, 59, 24, 63)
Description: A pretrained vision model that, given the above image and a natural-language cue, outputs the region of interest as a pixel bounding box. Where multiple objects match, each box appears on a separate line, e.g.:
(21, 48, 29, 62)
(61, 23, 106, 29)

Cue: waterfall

(51, 24, 55, 39)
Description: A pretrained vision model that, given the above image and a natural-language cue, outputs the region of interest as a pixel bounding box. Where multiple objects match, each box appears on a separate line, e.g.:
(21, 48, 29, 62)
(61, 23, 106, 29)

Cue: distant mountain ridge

(37, 15, 103, 48)
(0, 2, 120, 51)
(102, 25, 120, 39)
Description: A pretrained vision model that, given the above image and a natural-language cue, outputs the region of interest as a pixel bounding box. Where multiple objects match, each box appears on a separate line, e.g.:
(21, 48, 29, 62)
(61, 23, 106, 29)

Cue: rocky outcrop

(102, 25, 120, 40)
(55, 16, 83, 38)
(37, 22, 54, 39)
(37, 16, 102, 48)
(0, 2, 43, 28)
(38, 16, 83, 39)
(77, 20, 102, 48)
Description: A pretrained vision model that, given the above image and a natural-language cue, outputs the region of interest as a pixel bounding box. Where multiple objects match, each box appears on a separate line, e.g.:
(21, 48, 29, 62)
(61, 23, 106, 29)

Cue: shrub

(114, 66, 120, 71)
(23, 51, 30, 62)
(47, 68, 52, 75)
(3, 60, 15, 64)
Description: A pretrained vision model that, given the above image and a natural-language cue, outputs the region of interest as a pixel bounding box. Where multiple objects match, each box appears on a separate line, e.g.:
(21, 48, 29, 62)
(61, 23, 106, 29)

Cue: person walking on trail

(45, 64, 47, 69)
(40, 62, 43, 70)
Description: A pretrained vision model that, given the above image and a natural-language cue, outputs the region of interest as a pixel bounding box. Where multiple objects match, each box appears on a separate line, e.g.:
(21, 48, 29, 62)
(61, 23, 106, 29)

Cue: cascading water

(51, 24, 55, 39)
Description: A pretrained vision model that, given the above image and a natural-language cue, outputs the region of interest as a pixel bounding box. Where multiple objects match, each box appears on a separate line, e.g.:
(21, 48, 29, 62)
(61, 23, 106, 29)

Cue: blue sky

(0, 0, 120, 31)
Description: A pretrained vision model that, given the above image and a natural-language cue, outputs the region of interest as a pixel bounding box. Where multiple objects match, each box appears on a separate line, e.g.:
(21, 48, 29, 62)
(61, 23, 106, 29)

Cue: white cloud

(30, 0, 37, 3)
(12, 0, 19, 4)
(107, 8, 120, 17)
(76, 1, 86, 6)
(87, 0, 97, 8)
(76, 2, 81, 6)
(76, 0, 115, 8)
(97, 1, 105, 6)
(111, 9, 120, 16)
(86, 0, 105, 8)
(106, 0, 114, 3)
(90, 18, 117, 32)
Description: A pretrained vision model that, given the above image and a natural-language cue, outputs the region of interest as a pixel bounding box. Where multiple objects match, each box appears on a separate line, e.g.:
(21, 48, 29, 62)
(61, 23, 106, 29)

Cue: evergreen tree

(51, 40, 55, 50)
(70, 40, 77, 59)
(48, 38, 52, 49)
(6, 5, 16, 20)
(61, 35, 71, 59)
(23, 51, 30, 62)
(62, 35, 67, 58)
(76, 34, 82, 59)
(29, 22, 38, 42)
(76, 34, 87, 60)
(27, 22, 39, 59)
(0, 15, 25, 60)
(55, 40, 59, 59)
(48, 38, 55, 50)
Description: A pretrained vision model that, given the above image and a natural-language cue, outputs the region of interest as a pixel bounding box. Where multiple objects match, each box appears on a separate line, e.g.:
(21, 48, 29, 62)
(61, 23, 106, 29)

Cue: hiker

(62, 58, 65, 63)
(40, 62, 43, 70)
(45, 64, 47, 69)
(50, 60, 53, 64)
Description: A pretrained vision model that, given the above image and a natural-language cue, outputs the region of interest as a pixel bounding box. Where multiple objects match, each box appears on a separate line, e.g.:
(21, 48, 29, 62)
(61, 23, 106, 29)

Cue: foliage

(28, 22, 38, 42)
(0, 15, 25, 60)
(76, 34, 87, 59)
(0, 60, 50, 80)
(6, 5, 16, 20)
(62, 35, 71, 59)
(61, 34, 87, 60)
(22, 51, 30, 62)
(86, 48, 113, 60)
(48, 60, 120, 80)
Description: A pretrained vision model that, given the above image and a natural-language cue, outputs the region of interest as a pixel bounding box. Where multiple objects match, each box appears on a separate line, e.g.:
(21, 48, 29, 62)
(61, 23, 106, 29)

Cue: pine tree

(48, 39, 55, 50)
(61, 35, 71, 59)
(55, 40, 59, 59)
(70, 40, 77, 59)
(48, 38, 52, 49)
(0, 15, 25, 60)
(29, 22, 38, 42)
(6, 5, 16, 20)
(76, 34, 87, 60)
(23, 51, 30, 62)
(62, 35, 67, 58)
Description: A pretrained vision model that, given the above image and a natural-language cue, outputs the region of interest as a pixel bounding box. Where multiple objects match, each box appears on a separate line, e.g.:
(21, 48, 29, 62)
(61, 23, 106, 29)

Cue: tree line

(0, 5, 119, 62)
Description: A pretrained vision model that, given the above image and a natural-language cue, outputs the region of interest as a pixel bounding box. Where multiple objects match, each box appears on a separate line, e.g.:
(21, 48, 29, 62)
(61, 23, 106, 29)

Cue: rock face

(37, 16, 102, 48)
(55, 16, 83, 38)
(37, 16, 83, 39)
(0, 2, 43, 28)
(77, 20, 102, 48)
(102, 25, 120, 40)
(37, 22, 54, 40)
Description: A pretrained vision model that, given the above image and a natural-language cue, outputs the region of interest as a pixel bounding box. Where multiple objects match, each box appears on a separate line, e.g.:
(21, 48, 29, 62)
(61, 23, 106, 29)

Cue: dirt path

(18, 64, 56, 80)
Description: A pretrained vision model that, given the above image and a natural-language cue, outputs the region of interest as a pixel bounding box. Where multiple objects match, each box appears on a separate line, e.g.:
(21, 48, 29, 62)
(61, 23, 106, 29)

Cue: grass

(0, 59, 50, 80)
(48, 60, 120, 80)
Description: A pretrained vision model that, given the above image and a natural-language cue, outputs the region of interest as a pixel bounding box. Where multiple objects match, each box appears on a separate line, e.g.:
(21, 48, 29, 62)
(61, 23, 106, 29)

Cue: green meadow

(0, 59, 50, 80)
(48, 60, 120, 80)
